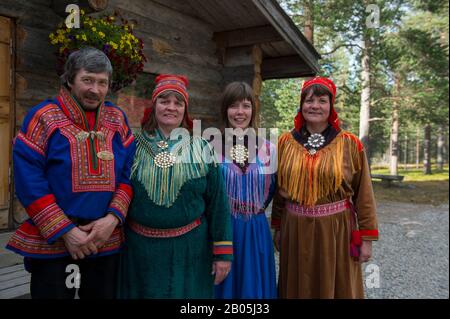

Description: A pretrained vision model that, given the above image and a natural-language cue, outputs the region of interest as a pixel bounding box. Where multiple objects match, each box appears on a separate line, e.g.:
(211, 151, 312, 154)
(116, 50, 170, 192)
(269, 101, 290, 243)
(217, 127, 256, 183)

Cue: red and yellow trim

(108, 183, 133, 225)
(26, 194, 74, 243)
(213, 241, 233, 255)
(6, 222, 124, 257)
(360, 229, 379, 241)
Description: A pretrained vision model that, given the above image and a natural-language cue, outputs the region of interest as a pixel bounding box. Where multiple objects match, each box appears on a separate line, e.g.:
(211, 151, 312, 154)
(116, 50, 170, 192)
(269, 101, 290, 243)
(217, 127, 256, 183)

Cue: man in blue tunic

(6, 47, 135, 299)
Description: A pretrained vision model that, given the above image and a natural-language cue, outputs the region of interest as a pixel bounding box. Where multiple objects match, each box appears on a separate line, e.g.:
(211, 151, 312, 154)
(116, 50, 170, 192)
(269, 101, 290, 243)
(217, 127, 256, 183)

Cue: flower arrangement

(49, 10, 147, 92)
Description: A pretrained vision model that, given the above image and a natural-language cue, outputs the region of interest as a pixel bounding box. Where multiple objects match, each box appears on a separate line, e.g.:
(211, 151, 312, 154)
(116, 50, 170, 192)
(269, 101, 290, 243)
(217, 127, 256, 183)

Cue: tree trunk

(437, 124, 445, 170)
(445, 129, 449, 164)
(404, 135, 408, 170)
(416, 127, 420, 169)
(252, 45, 262, 128)
(423, 124, 432, 174)
(303, 0, 314, 44)
(389, 103, 399, 175)
(359, 37, 371, 158)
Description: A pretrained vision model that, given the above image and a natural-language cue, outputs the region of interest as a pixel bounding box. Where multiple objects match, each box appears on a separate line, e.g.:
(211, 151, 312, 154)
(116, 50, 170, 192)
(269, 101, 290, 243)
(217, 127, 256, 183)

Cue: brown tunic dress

(272, 130, 379, 299)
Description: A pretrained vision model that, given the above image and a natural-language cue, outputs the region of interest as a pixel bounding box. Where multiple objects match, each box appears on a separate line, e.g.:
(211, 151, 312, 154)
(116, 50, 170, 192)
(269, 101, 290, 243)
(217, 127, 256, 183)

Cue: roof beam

(261, 55, 316, 79)
(213, 25, 283, 48)
(251, 0, 321, 74)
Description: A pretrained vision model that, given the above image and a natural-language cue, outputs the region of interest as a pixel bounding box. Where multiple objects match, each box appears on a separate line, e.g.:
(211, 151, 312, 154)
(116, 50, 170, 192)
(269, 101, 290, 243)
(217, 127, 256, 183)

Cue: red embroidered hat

(294, 76, 340, 131)
(141, 74, 193, 129)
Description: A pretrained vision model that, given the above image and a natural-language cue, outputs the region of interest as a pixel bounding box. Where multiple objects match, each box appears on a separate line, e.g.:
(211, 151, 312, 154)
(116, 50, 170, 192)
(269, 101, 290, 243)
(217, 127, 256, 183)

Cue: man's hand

(359, 240, 373, 263)
(62, 227, 97, 260)
(212, 260, 232, 285)
(80, 214, 119, 249)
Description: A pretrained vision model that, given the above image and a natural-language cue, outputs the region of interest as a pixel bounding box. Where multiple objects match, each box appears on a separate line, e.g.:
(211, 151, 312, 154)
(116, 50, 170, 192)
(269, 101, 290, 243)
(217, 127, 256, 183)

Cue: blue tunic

(6, 87, 135, 259)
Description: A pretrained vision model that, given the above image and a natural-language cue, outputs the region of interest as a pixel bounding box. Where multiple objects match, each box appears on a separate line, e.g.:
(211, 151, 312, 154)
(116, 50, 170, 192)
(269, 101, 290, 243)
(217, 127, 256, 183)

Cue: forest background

(261, 0, 449, 178)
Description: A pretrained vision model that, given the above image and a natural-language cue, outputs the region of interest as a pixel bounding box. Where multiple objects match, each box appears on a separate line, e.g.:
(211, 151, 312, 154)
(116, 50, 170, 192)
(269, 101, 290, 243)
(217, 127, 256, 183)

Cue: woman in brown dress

(272, 76, 379, 299)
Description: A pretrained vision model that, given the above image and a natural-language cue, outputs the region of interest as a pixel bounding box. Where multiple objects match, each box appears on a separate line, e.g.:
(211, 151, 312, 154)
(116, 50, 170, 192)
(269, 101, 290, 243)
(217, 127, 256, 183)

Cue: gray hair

(60, 47, 113, 87)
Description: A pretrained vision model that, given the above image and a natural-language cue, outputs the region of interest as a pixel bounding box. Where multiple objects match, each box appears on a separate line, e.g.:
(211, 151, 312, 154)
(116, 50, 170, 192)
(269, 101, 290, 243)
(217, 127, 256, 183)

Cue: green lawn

(371, 166, 449, 182)
(370, 165, 449, 205)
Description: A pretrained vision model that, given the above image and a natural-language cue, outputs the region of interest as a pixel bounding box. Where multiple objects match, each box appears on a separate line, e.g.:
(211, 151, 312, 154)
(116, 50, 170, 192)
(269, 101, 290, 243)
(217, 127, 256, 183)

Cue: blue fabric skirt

(215, 212, 277, 299)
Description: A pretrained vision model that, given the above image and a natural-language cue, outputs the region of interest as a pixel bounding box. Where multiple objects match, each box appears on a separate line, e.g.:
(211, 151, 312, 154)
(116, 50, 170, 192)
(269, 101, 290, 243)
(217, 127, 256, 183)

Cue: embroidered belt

(286, 199, 350, 217)
(127, 217, 202, 238)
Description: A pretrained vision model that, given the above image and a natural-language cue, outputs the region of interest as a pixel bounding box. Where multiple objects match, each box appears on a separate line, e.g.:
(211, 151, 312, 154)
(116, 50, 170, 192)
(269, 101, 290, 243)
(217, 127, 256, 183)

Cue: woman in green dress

(118, 74, 233, 298)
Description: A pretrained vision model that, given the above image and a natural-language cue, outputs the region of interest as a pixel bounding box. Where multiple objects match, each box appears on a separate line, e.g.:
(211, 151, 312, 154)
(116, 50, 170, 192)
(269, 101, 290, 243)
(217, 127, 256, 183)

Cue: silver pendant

(230, 144, 249, 165)
(154, 151, 176, 168)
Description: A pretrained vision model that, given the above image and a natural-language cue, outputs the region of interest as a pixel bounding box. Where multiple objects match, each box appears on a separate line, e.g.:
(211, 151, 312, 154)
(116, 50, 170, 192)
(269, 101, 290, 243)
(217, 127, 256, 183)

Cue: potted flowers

(49, 10, 147, 92)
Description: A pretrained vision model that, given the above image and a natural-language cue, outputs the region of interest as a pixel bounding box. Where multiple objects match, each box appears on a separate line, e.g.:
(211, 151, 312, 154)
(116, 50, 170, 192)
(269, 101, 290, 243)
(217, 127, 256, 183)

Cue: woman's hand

(212, 260, 231, 285)
(359, 240, 372, 263)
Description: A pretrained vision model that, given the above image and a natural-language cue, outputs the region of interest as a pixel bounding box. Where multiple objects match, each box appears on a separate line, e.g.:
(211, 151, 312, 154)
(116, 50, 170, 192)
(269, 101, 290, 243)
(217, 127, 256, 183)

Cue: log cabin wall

(0, 0, 62, 228)
(107, 0, 225, 129)
(0, 0, 261, 228)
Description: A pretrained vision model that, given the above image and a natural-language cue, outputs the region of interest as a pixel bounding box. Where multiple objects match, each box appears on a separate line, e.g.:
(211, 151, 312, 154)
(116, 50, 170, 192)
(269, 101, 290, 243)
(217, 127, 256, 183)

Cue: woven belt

(286, 199, 350, 217)
(127, 217, 202, 238)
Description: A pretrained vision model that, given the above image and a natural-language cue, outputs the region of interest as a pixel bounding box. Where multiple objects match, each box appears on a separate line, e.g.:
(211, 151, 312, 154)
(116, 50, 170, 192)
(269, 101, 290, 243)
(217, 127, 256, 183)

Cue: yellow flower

(80, 9, 85, 15)
(82, 34, 87, 41)
(98, 32, 105, 38)
(92, 27, 96, 32)
(109, 41, 118, 49)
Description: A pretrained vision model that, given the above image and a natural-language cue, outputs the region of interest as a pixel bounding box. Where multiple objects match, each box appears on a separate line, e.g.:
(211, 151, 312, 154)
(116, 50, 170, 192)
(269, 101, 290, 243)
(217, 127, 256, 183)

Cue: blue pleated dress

(215, 140, 277, 299)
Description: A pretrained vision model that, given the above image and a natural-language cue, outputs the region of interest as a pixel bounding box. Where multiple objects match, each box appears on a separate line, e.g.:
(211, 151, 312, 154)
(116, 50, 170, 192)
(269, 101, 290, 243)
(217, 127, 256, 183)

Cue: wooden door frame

(0, 15, 16, 230)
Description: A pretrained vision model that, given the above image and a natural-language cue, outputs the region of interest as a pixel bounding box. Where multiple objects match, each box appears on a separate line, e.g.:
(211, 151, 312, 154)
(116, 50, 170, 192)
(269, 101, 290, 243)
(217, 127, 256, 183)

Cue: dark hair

(220, 81, 257, 131)
(142, 91, 192, 133)
(299, 84, 334, 109)
(60, 47, 113, 87)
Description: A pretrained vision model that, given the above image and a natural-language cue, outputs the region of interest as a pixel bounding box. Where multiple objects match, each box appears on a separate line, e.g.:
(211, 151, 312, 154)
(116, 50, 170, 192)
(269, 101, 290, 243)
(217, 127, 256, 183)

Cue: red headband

(294, 76, 340, 131)
(141, 74, 193, 129)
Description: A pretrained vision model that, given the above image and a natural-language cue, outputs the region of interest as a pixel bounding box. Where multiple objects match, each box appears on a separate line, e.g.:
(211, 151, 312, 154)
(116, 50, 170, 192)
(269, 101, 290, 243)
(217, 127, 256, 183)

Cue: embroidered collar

(56, 87, 104, 132)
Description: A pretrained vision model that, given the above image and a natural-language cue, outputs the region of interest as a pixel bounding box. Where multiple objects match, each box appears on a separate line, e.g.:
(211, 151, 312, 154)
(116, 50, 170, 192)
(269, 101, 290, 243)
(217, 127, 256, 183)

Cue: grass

(371, 166, 449, 205)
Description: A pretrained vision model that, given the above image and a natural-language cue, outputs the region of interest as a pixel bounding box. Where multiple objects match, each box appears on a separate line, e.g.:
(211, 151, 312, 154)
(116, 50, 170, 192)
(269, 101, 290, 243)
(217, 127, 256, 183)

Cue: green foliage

(260, 78, 302, 133)
(262, 0, 448, 163)
(49, 10, 147, 92)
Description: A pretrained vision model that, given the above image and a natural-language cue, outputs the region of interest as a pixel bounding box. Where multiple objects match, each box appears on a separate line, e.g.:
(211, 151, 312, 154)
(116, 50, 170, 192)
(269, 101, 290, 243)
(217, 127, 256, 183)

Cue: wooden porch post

(0, 16, 14, 229)
(252, 45, 262, 128)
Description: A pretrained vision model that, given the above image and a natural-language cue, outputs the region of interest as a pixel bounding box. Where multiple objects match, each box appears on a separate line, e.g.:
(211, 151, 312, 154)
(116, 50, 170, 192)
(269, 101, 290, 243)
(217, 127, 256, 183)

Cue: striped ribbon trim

(127, 217, 202, 238)
(286, 199, 350, 217)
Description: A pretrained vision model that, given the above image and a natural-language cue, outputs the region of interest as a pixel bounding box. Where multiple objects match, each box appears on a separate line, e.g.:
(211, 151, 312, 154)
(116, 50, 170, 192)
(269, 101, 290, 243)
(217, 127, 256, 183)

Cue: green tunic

(118, 130, 233, 298)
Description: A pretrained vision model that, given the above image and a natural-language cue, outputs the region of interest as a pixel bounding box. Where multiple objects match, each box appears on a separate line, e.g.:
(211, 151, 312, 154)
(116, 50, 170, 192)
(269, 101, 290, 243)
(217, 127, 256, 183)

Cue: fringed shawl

(221, 140, 276, 217)
(131, 131, 215, 207)
(277, 131, 363, 207)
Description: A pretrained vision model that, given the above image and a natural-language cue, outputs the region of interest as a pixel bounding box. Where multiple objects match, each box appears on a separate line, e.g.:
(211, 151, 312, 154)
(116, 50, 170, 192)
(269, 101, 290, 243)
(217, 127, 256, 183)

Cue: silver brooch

(305, 133, 325, 155)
